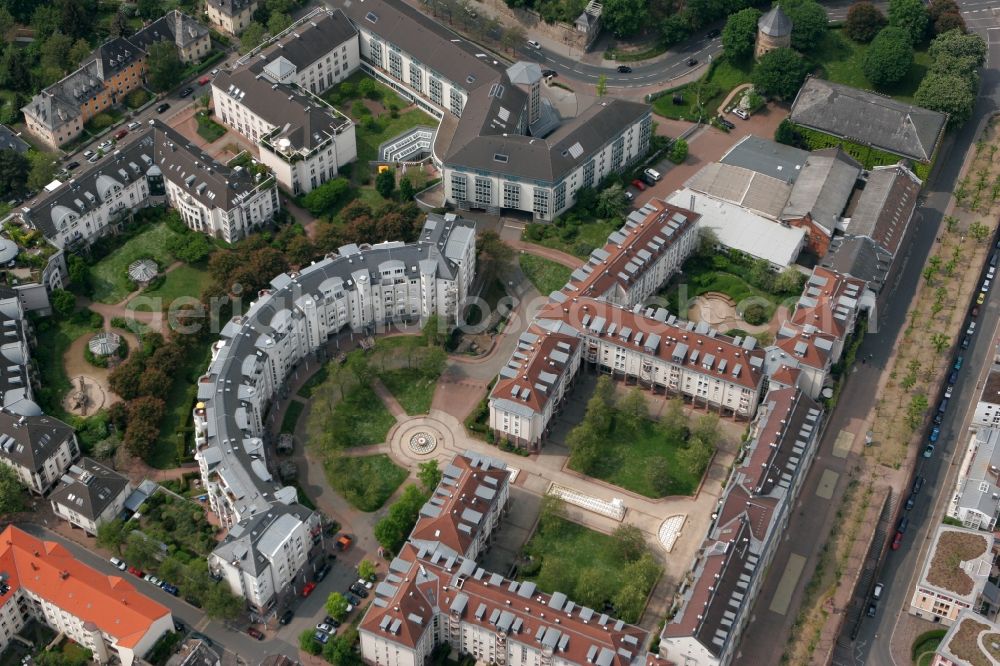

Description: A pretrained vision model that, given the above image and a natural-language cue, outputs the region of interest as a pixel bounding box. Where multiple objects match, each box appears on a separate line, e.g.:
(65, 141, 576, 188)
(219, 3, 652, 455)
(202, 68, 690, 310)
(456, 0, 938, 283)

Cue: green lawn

(298, 365, 329, 398)
(653, 57, 753, 121)
(526, 219, 621, 259)
(522, 517, 659, 623)
(149, 341, 213, 469)
(281, 400, 305, 434)
(196, 113, 227, 143)
(325, 454, 407, 512)
(90, 223, 182, 304)
(32, 315, 103, 419)
(327, 382, 397, 447)
(379, 367, 437, 415)
(813, 28, 931, 103)
(567, 416, 703, 497)
(126, 265, 212, 311)
(912, 630, 946, 666)
(519, 254, 573, 296)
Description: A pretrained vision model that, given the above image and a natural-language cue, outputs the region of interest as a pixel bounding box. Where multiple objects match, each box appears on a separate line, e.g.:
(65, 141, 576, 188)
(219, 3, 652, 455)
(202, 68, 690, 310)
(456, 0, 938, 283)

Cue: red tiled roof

(774, 324, 835, 370)
(790, 266, 865, 341)
(0, 526, 170, 648)
(489, 322, 580, 415)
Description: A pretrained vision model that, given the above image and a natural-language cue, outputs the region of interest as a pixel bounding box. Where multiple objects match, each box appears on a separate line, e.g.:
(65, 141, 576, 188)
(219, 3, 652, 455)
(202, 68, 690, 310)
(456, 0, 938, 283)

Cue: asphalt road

(834, 4, 1000, 664)
(14, 522, 371, 663)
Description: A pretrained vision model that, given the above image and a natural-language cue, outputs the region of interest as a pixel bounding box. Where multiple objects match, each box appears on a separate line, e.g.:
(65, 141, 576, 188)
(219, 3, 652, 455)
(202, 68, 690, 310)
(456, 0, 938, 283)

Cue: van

(991, 253, 999, 267)
(938, 398, 949, 413)
(643, 167, 661, 182)
(527, 39, 541, 49)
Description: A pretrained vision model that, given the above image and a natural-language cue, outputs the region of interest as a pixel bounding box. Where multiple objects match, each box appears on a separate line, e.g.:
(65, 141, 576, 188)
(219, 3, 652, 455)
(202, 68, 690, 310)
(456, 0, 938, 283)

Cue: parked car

(350, 585, 369, 599)
(949, 370, 959, 384)
(315, 564, 331, 582)
(109, 557, 127, 571)
(983, 279, 992, 292)
(866, 602, 877, 617)
(357, 578, 374, 590)
(873, 583, 884, 600)
(114, 129, 128, 140)
(127, 121, 141, 130)
(161, 583, 179, 596)
(323, 616, 341, 628)
(717, 116, 735, 130)
(707, 28, 721, 38)
(978, 291, 987, 305)
(962, 334, 972, 349)
(905, 494, 916, 511)
(898, 517, 910, 533)
(922, 444, 935, 459)
(247, 628, 264, 640)
(279, 610, 294, 625)
(929, 426, 940, 442)
(98, 139, 113, 151)
(989, 266, 996, 280)
(541, 69, 557, 77)
(891, 531, 903, 550)
(733, 108, 750, 120)
(616, 65, 632, 73)
(144, 574, 162, 586)
(631, 179, 646, 191)
(174, 620, 186, 633)
(972, 305, 980, 317)
(87, 154, 100, 163)
(945, 385, 953, 399)
(302, 582, 317, 597)
(317, 623, 336, 634)
(82, 150, 94, 158)
(347, 594, 361, 606)
(643, 167, 661, 182)
(66, 161, 80, 171)
(156, 103, 171, 113)
(955, 356, 964, 371)
(913, 476, 925, 493)
(179, 87, 194, 98)
(128, 566, 144, 578)
(686, 57, 698, 66)
(624, 190, 634, 201)
(314, 632, 330, 645)
(198, 75, 211, 85)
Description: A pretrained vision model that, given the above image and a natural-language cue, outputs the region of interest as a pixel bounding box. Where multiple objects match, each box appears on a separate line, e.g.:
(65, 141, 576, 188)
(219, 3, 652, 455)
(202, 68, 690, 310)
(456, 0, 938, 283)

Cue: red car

(114, 129, 128, 140)
(302, 582, 317, 597)
(891, 531, 903, 550)
(198, 76, 211, 85)
(631, 179, 646, 191)
(247, 628, 264, 640)
(128, 566, 144, 577)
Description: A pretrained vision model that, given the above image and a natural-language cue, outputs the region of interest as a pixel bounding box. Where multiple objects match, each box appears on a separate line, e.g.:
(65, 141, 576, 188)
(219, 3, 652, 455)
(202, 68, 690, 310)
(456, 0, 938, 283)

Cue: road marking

(833, 429, 854, 458)
(817, 468, 840, 499)
(769, 553, 807, 615)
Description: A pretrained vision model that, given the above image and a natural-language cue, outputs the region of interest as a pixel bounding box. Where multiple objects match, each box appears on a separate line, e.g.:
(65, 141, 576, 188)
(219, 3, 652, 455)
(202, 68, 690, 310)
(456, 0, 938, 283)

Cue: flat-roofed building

(909, 525, 995, 625)
(949, 428, 1000, 531)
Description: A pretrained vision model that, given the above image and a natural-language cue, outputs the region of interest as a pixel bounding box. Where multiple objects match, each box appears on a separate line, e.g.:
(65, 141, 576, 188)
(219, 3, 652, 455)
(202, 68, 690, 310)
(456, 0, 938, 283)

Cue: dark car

(279, 610, 294, 625)
(955, 356, 964, 370)
(933, 412, 944, 426)
(962, 334, 972, 349)
(347, 594, 361, 606)
(247, 628, 264, 640)
(156, 103, 171, 113)
(972, 305, 981, 317)
(717, 116, 735, 130)
(323, 616, 341, 628)
(913, 476, 925, 493)
(905, 494, 916, 511)
(179, 87, 194, 98)
(315, 564, 331, 582)
(866, 602, 877, 617)
(949, 370, 959, 384)
(898, 517, 910, 533)
(707, 28, 721, 38)
(617, 65, 632, 73)
(174, 620, 186, 633)
(686, 57, 698, 66)
(541, 69, 557, 77)
(66, 161, 80, 171)
(162, 583, 179, 596)
(350, 585, 369, 599)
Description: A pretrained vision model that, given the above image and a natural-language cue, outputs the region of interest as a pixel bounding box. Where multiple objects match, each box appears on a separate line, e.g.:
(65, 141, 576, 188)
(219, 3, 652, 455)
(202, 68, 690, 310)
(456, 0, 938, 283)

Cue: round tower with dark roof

(755, 5, 793, 60)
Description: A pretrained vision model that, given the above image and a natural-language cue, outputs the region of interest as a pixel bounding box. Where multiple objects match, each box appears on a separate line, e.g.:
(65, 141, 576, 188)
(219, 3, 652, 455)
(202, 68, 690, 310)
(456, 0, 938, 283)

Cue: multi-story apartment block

(933, 609, 1000, 666)
(212, 9, 360, 194)
(949, 428, 1000, 531)
(205, 0, 258, 35)
(408, 452, 511, 561)
(22, 11, 209, 148)
(209, 503, 323, 614)
(0, 409, 80, 495)
(19, 120, 280, 248)
(0, 290, 38, 413)
(973, 364, 1000, 428)
(659, 388, 824, 666)
(49, 458, 131, 535)
(909, 525, 994, 626)
(193, 214, 475, 609)
(332, 0, 652, 221)
(0, 526, 173, 666)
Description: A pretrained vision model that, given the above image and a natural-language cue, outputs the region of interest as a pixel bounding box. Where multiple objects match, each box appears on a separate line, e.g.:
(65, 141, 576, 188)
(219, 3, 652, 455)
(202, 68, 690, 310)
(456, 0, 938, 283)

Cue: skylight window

(493, 154, 509, 163)
(365, 11, 378, 23)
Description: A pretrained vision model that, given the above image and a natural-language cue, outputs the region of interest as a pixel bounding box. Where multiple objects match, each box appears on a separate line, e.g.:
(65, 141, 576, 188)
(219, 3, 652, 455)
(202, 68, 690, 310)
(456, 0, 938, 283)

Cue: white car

(733, 108, 750, 120)
(82, 150, 94, 158)
(527, 39, 541, 49)
(872, 582, 884, 600)
(357, 578, 374, 590)
(643, 167, 661, 182)
(98, 140, 113, 151)
(109, 557, 127, 571)
(127, 121, 141, 130)
(316, 623, 336, 634)
(982, 279, 992, 292)
(87, 154, 100, 163)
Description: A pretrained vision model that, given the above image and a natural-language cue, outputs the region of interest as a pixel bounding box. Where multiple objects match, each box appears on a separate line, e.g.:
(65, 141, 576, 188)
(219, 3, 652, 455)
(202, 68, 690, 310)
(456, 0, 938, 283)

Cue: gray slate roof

(758, 6, 792, 36)
(213, 504, 315, 576)
(206, 0, 256, 18)
(0, 126, 29, 155)
(821, 235, 891, 292)
(246, 8, 356, 70)
(22, 120, 270, 242)
(719, 135, 808, 183)
(49, 457, 129, 521)
(130, 10, 210, 51)
(955, 429, 1000, 521)
(0, 410, 75, 473)
(846, 163, 921, 255)
(790, 77, 947, 162)
(781, 147, 861, 233)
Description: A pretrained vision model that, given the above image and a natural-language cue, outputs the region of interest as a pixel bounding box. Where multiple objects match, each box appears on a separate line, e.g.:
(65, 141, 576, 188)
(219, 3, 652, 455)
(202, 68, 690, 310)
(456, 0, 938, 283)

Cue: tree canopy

(845, 1, 887, 42)
(601, 0, 648, 37)
(721, 8, 762, 61)
(751, 48, 809, 100)
(778, 0, 828, 51)
(146, 41, 183, 93)
(888, 0, 929, 44)
(862, 26, 914, 87)
(0, 463, 27, 515)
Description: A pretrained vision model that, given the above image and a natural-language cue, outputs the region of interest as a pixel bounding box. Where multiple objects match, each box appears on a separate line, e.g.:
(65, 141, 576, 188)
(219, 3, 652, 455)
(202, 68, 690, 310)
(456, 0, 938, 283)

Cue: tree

(574, 566, 615, 608)
(167, 232, 213, 264)
(69, 38, 91, 68)
(914, 70, 975, 127)
(137, 0, 161, 19)
(27, 150, 58, 191)
(906, 393, 929, 429)
(863, 27, 914, 87)
(418, 459, 442, 492)
(617, 388, 648, 431)
(596, 183, 627, 218)
(775, 266, 804, 294)
(124, 396, 165, 459)
(302, 177, 351, 216)
(538, 494, 566, 532)
(147, 41, 183, 93)
(476, 230, 514, 285)
(970, 221, 991, 242)
(325, 592, 350, 622)
(677, 438, 713, 476)
(752, 48, 809, 100)
(721, 8, 762, 61)
(323, 626, 360, 666)
(40, 30, 73, 72)
(567, 423, 601, 475)
(601, 0, 648, 37)
(123, 531, 159, 570)
(612, 581, 647, 623)
(203, 584, 243, 619)
(0, 149, 29, 195)
(56, 0, 94, 39)
(373, 485, 428, 553)
(399, 176, 416, 201)
(779, 0, 828, 51)
(50, 289, 75, 317)
(110, 10, 130, 37)
(845, 1, 887, 42)
(0, 7, 13, 39)
(0, 45, 32, 93)
(612, 525, 647, 562)
(889, 0, 929, 44)
(930, 332, 950, 353)
(267, 11, 291, 35)
(358, 559, 378, 581)
(934, 11, 965, 35)
(375, 169, 395, 199)
(501, 25, 526, 53)
(240, 22, 266, 53)
(596, 74, 607, 97)
(645, 456, 674, 496)
(668, 138, 688, 164)
(0, 463, 27, 515)
(300, 629, 322, 656)
(929, 29, 986, 66)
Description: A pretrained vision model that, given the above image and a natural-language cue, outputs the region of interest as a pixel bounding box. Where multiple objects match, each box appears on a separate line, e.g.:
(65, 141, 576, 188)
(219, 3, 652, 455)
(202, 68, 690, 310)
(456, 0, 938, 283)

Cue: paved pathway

(506, 238, 580, 269)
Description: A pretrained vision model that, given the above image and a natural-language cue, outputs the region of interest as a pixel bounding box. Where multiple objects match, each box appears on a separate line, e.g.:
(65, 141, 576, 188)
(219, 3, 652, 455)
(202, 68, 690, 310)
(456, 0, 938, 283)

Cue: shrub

(89, 113, 115, 130)
(126, 89, 151, 109)
(742, 302, 769, 325)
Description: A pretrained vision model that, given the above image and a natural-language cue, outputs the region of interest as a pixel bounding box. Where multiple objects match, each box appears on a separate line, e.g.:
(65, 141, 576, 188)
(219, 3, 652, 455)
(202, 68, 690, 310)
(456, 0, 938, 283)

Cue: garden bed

(196, 113, 227, 143)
